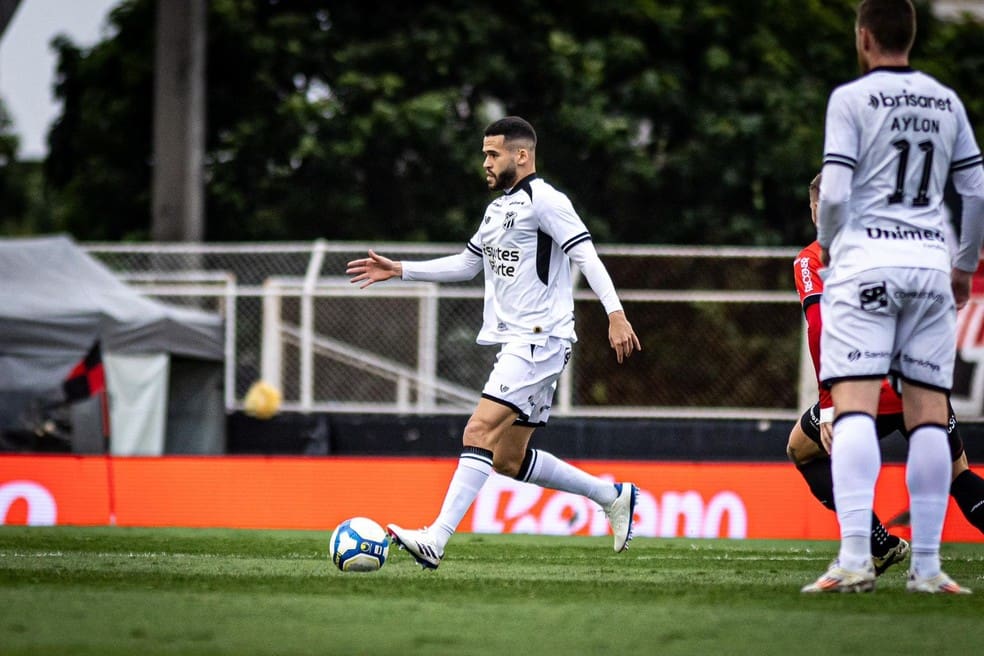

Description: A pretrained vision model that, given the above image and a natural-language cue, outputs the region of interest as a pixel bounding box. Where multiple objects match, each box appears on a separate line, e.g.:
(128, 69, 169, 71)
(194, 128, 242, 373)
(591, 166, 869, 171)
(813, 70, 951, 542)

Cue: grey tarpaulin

(0, 235, 225, 453)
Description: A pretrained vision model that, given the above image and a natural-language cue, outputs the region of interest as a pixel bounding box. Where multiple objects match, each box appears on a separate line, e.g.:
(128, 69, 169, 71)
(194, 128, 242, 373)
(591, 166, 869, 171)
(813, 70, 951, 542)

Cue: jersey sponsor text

(869, 91, 953, 112)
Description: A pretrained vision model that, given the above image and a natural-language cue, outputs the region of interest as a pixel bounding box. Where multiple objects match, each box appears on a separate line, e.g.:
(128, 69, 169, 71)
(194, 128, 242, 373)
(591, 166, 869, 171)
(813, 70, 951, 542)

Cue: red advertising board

(0, 455, 980, 542)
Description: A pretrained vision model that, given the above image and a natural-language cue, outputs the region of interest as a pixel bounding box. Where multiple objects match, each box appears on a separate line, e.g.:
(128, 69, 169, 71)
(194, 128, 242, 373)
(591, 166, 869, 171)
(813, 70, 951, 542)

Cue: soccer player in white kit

(802, 0, 984, 594)
(347, 116, 642, 569)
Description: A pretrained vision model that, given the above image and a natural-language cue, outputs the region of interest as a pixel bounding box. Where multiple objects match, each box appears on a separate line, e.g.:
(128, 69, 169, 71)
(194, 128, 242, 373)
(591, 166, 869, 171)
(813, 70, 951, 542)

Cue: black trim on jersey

(892, 371, 951, 394)
(820, 373, 885, 389)
(865, 65, 913, 75)
(505, 173, 538, 198)
(822, 160, 855, 171)
(823, 153, 857, 170)
(561, 232, 592, 252)
(952, 154, 981, 168)
(481, 392, 528, 419)
(536, 230, 552, 285)
(951, 154, 983, 172)
(513, 418, 546, 428)
(825, 152, 857, 164)
(467, 240, 483, 256)
(801, 293, 821, 314)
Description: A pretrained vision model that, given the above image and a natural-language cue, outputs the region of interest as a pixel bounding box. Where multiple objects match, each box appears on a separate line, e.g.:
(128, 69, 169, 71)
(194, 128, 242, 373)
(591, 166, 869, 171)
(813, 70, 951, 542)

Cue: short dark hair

(484, 116, 537, 148)
(857, 0, 916, 54)
(809, 172, 822, 203)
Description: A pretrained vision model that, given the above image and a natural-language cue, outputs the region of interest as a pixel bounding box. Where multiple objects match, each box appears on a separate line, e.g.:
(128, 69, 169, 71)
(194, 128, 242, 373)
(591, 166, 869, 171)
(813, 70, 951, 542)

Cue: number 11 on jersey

(889, 138, 934, 207)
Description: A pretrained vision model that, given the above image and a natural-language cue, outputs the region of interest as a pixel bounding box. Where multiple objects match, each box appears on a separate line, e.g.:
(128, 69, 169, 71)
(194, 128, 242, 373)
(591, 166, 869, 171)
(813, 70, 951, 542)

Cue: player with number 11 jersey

(818, 65, 984, 391)
(804, 0, 984, 596)
(820, 68, 982, 284)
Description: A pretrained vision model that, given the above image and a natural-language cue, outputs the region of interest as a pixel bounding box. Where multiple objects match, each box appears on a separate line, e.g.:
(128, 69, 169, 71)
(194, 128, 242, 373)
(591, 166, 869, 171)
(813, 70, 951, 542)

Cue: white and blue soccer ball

(329, 517, 390, 572)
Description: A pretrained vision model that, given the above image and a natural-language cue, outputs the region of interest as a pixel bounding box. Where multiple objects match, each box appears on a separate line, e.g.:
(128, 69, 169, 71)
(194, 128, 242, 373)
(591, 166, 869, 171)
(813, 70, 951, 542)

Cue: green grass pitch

(1, 526, 982, 655)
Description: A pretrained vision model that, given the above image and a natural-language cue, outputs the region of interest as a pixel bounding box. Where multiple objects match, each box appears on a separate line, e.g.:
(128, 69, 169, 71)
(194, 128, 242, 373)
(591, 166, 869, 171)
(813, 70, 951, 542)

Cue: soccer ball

(329, 517, 390, 572)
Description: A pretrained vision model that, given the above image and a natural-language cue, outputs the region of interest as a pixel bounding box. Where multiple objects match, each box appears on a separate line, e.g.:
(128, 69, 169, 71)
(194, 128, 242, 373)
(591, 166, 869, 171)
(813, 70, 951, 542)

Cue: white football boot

(906, 571, 972, 594)
(386, 524, 443, 570)
(801, 559, 876, 593)
(604, 482, 638, 552)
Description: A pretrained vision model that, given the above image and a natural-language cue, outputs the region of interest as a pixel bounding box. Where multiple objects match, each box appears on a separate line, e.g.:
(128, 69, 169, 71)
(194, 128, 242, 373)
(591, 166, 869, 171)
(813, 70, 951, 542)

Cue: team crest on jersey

(484, 215, 491, 224)
(503, 211, 516, 230)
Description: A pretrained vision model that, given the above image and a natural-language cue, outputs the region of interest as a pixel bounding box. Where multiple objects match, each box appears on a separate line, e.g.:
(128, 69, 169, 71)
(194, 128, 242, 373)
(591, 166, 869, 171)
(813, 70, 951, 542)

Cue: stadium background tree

(0, 98, 29, 232)
(38, 0, 984, 245)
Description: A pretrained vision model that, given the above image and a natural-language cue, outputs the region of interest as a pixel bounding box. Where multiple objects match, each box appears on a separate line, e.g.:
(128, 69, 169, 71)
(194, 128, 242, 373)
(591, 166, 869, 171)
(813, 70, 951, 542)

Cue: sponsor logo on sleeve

(799, 256, 814, 293)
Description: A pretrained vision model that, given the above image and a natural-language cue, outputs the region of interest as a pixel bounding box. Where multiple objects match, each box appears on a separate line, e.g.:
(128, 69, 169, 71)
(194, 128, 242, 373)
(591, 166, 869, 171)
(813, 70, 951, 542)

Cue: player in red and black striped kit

(787, 173, 984, 573)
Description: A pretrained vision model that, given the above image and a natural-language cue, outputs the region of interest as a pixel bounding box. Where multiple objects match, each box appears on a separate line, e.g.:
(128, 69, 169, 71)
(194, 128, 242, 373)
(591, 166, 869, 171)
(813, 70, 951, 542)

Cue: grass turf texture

(1, 527, 982, 655)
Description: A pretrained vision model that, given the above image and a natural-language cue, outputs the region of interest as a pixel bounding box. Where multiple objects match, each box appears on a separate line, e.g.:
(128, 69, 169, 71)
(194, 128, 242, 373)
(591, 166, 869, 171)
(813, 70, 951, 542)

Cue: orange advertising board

(0, 455, 980, 542)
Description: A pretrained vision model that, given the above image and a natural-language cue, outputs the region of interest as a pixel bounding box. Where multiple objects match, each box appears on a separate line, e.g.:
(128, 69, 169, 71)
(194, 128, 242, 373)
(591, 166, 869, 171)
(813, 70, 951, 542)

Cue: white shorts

(481, 337, 572, 426)
(820, 267, 955, 392)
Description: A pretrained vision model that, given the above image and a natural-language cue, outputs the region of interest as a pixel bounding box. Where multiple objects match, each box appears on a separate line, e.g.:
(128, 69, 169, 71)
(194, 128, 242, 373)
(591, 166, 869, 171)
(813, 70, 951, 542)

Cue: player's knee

(786, 419, 824, 466)
(492, 455, 522, 478)
(786, 441, 801, 465)
(462, 416, 494, 448)
(952, 452, 969, 482)
(786, 443, 815, 467)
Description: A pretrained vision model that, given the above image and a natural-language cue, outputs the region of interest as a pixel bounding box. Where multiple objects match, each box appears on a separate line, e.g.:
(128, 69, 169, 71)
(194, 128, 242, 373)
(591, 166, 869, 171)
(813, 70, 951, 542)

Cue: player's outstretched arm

(346, 249, 403, 289)
(608, 310, 641, 364)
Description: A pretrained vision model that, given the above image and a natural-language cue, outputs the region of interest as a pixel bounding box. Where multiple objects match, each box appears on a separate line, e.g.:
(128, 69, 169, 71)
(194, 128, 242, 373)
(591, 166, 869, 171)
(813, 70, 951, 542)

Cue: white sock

(521, 449, 617, 507)
(432, 447, 493, 548)
(832, 413, 880, 571)
(906, 425, 950, 578)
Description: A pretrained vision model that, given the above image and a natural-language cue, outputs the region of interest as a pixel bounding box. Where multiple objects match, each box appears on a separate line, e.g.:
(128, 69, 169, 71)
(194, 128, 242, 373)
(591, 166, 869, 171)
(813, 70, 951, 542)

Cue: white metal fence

(85, 241, 831, 421)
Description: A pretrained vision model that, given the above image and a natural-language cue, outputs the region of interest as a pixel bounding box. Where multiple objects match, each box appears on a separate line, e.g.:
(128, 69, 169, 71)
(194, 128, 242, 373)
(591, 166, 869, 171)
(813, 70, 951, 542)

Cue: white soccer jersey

(465, 174, 590, 345)
(820, 66, 983, 280)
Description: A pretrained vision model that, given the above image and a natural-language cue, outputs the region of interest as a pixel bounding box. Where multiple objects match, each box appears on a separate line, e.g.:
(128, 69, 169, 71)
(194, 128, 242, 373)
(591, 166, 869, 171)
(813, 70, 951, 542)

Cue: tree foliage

(0, 98, 28, 232)
(39, 0, 984, 244)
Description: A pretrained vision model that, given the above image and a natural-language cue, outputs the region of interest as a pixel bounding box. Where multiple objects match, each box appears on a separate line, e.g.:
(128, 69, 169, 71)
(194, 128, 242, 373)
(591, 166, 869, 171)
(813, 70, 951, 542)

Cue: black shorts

(798, 401, 964, 462)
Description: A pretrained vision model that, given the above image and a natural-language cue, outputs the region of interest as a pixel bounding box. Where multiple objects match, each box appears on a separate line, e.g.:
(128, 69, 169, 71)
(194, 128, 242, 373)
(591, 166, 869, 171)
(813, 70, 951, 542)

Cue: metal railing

(84, 241, 838, 421)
